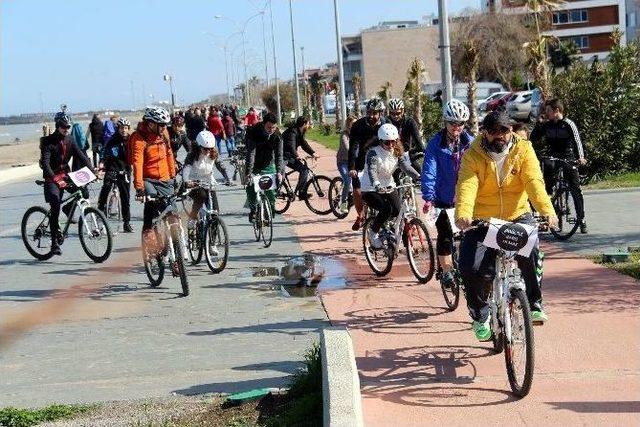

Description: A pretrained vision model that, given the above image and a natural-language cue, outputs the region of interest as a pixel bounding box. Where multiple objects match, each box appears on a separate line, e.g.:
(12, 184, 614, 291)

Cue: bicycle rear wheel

(261, 199, 273, 248)
(403, 217, 435, 283)
(275, 180, 293, 214)
(304, 175, 333, 215)
(362, 218, 394, 276)
(550, 187, 580, 240)
(21, 206, 54, 261)
(505, 289, 535, 397)
(107, 190, 121, 222)
(205, 216, 229, 273)
(78, 207, 113, 263)
(329, 177, 349, 219)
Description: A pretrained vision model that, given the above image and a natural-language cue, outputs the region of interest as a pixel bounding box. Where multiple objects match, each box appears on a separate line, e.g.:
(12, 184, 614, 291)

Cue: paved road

(0, 168, 328, 407)
(292, 142, 640, 426)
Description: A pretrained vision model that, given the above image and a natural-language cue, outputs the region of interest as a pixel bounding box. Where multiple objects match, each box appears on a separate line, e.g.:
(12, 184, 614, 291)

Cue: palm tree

(458, 40, 480, 133)
(377, 81, 392, 106)
(352, 72, 362, 118)
(309, 73, 325, 124)
(334, 81, 342, 130)
(406, 58, 426, 128)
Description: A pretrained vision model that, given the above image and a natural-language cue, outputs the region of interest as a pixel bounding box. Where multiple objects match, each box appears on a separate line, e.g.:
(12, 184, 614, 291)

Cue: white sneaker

(368, 229, 383, 249)
(339, 202, 349, 214)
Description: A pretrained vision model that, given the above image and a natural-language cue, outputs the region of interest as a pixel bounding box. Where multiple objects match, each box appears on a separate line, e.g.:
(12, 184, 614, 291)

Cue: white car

(507, 91, 533, 121)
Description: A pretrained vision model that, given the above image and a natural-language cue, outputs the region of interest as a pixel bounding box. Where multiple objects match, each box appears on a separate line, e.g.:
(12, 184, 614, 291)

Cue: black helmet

(54, 113, 72, 128)
(366, 97, 385, 112)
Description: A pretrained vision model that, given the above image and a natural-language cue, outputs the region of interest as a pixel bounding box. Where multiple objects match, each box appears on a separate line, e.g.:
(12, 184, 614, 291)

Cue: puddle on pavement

(240, 255, 347, 298)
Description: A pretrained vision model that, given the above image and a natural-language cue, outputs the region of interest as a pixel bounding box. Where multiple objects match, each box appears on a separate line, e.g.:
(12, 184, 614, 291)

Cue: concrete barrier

(0, 163, 40, 186)
(321, 327, 364, 427)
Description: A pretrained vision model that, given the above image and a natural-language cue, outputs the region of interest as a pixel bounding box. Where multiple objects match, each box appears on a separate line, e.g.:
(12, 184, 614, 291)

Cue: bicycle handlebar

(540, 156, 579, 165)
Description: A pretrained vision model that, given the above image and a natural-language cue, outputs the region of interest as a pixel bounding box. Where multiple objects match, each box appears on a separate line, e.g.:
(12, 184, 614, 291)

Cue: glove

(423, 201, 433, 214)
(135, 189, 145, 201)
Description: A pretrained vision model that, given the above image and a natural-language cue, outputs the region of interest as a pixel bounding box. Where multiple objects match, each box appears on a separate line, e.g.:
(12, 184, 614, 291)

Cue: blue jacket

(421, 129, 474, 206)
(102, 120, 117, 145)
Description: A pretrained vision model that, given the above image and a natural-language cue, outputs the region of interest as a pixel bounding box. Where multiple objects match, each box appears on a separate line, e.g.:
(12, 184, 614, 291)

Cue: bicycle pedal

(532, 320, 545, 326)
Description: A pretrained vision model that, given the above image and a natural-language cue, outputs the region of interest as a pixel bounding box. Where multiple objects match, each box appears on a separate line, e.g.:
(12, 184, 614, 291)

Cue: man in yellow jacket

(455, 111, 558, 341)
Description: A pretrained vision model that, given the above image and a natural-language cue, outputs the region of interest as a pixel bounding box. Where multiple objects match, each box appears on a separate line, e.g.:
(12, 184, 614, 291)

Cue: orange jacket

(130, 122, 176, 190)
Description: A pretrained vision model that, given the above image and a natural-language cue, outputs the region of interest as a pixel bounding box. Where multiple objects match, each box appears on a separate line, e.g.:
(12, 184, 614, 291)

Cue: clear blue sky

(1, 0, 479, 116)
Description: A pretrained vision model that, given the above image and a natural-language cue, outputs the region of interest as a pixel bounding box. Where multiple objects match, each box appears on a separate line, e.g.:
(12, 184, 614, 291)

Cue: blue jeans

(225, 136, 236, 154)
(337, 161, 351, 204)
(215, 135, 223, 156)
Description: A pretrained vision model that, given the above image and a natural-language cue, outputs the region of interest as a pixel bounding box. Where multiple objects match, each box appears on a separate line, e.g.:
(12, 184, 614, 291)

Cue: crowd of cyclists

(36, 91, 589, 342)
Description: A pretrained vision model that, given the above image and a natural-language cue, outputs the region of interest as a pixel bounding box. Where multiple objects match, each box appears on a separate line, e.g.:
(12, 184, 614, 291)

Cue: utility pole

(333, 0, 347, 129)
(269, 0, 282, 125)
(260, 11, 269, 86)
(438, 0, 453, 102)
(289, 0, 302, 116)
(301, 46, 307, 111)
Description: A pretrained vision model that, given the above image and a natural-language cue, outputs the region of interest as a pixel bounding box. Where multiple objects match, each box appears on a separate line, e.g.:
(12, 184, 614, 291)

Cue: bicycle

(275, 157, 333, 215)
(472, 218, 537, 397)
(431, 208, 463, 311)
(537, 156, 582, 240)
(362, 178, 435, 282)
(105, 170, 129, 225)
(22, 177, 113, 263)
(229, 144, 247, 185)
(141, 192, 190, 296)
(250, 173, 275, 248)
(185, 181, 229, 273)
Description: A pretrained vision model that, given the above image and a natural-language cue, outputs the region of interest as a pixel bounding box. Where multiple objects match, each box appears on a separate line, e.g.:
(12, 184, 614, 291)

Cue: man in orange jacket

(130, 107, 176, 244)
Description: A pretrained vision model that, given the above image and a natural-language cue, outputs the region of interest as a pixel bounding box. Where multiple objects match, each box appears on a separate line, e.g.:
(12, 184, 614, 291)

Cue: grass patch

(0, 404, 93, 427)
(591, 252, 640, 280)
(306, 126, 340, 151)
(585, 172, 640, 190)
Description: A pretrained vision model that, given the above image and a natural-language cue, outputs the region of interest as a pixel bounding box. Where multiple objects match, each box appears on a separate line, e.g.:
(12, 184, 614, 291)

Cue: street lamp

(163, 74, 176, 112)
(437, 0, 453, 102)
(333, 0, 347, 128)
(288, 0, 302, 116)
(269, 0, 282, 125)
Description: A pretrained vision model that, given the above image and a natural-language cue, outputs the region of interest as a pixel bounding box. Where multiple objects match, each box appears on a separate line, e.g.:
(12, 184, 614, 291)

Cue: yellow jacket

(455, 135, 555, 221)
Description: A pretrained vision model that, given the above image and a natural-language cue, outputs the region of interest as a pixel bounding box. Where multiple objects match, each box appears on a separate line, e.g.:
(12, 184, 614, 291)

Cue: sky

(1, 0, 479, 116)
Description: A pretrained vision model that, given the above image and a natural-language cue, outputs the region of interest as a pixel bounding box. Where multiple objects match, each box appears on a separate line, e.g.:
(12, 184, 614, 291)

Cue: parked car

(478, 91, 510, 121)
(486, 92, 514, 112)
(529, 88, 543, 121)
(507, 90, 533, 121)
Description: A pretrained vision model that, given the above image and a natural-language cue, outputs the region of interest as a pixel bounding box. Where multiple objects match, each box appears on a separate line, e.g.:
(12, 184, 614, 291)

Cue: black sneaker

(580, 221, 588, 234)
(123, 222, 134, 233)
(52, 244, 62, 256)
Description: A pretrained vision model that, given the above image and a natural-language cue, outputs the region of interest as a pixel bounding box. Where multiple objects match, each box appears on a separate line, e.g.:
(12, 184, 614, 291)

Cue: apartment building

(342, 21, 441, 99)
(482, 0, 628, 60)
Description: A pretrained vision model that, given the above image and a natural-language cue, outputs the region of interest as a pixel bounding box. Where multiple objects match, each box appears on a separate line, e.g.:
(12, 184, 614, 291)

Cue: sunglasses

(382, 140, 394, 146)
(446, 121, 465, 127)
(389, 111, 403, 116)
(60, 125, 71, 129)
(487, 126, 511, 136)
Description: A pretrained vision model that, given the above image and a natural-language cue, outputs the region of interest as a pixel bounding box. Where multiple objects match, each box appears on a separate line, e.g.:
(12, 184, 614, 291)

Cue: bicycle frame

(380, 181, 420, 257)
(36, 185, 99, 240)
(490, 250, 526, 345)
(149, 196, 187, 266)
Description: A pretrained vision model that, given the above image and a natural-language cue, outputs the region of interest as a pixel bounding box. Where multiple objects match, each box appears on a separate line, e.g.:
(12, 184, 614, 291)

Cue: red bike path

(286, 141, 640, 426)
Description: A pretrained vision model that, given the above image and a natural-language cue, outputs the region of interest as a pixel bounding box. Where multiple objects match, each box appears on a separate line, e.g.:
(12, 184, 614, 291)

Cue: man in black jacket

(282, 116, 317, 199)
(97, 118, 133, 232)
(88, 113, 104, 167)
(186, 107, 206, 144)
(348, 97, 386, 230)
(387, 98, 425, 172)
(40, 114, 95, 255)
(245, 113, 284, 222)
(530, 98, 588, 233)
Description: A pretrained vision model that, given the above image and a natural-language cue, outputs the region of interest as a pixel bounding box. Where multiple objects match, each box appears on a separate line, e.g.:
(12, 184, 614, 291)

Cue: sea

(0, 120, 92, 145)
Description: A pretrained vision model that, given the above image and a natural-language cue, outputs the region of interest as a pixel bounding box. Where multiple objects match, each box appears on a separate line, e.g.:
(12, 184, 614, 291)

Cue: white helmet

(443, 99, 470, 122)
(143, 106, 171, 124)
(388, 98, 405, 111)
(196, 130, 216, 149)
(377, 123, 399, 141)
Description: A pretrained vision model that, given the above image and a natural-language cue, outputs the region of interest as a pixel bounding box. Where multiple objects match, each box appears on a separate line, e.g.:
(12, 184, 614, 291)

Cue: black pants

(287, 159, 309, 196)
(142, 179, 174, 230)
(458, 213, 544, 322)
(98, 173, 131, 222)
(543, 159, 585, 220)
(435, 208, 454, 256)
(188, 188, 219, 219)
(44, 181, 65, 240)
(92, 144, 102, 168)
(362, 190, 401, 233)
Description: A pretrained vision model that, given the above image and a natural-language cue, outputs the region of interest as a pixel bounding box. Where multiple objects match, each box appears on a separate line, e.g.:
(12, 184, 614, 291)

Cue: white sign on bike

(68, 167, 97, 187)
(445, 208, 460, 233)
(482, 218, 538, 257)
(253, 174, 276, 192)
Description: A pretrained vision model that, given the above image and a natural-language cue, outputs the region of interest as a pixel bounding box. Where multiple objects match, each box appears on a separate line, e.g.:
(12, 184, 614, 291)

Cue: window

(568, 36, 589, 49)
(553, 9, 588, 25)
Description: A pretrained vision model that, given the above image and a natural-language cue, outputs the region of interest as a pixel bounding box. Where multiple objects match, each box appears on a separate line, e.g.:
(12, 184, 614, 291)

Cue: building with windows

(627, 0, 639, 39)
(341, 21, 441, 99)
(482, 0, 627, 60)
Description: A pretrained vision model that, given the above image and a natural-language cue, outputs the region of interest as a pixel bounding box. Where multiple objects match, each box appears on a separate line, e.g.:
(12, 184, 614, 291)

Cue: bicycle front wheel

(107, 190, 121, 222)
(188, 222, 203, 265)
(275, 180, 293, 214)
(550, 187, 580, 240)
(205, 217, 229, 273)
(362, 218, 393, 276)
(404, 217, 435, 283)
(261, 199, 273, 248)
(329, 177, 348, 219)
(21, 206, 54, 261)
(142, 231, 164, 288)
(505, 288, 535, 397)
(252, 204, 261, 241)
(304, 175, 333, 215)
(78, 207, 113, 263)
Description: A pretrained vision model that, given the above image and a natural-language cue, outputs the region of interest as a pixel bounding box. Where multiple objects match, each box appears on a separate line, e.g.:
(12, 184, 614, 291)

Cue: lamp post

(288, 0, 301, 116)
(269, 0, 282, 125)
(437, 0, 453, 102)
(333, 0, 347, 128)
(260, 11, 269, 86)
(301, 46, 308, 111)
(163, 74, 176, 112)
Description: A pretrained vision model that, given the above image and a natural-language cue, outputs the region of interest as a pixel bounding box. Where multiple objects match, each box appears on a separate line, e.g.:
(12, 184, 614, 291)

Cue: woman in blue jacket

(421, 99, 474, 288)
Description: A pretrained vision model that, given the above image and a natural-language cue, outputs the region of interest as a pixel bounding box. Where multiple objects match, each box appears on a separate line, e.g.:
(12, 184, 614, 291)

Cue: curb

(321, 327, 364, 427)
(0, 163, 40, 186)
(583, 186, 640, 195)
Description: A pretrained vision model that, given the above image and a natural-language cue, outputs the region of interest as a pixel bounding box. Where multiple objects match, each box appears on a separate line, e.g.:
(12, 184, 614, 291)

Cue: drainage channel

(238, 254, 348, 298)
